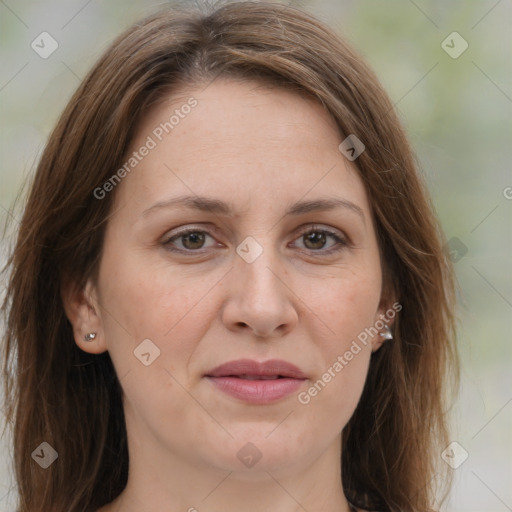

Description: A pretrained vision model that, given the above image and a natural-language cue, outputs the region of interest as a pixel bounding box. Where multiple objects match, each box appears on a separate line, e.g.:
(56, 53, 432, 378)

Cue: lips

(205, 359, 307, 404)
(207, 359, 307, 379)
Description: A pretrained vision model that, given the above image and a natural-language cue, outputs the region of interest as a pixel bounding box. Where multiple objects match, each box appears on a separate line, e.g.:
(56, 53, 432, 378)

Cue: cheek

(95, 250, 216, 446)
(298, 280, 377, 430)
(315, 264, 382, 350)
(96, 243, 225, 390)
(297, 263, 380, 422)
(98, 242, 200, 337)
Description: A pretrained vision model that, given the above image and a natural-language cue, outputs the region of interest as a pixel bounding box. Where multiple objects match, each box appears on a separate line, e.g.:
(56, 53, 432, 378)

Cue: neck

(100, 423, 355, 512)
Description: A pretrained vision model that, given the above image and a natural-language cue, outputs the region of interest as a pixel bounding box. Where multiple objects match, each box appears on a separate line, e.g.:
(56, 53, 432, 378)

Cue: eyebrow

(141, 194, 365, 222)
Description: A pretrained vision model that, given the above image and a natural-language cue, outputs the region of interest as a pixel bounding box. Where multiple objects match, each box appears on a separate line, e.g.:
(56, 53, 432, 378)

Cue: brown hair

(1, 2, 459, 511)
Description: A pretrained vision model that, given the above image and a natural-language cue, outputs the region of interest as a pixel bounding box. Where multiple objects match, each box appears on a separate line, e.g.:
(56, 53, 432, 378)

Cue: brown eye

(163, 229, 216, 252)
(303, 231, 327, 250)
(180, 231, 206, 250)
(293, 225, 348, 255)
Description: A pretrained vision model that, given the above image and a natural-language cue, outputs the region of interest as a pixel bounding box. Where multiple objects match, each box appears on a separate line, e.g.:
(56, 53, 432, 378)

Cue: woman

(1, 2, 459, 511)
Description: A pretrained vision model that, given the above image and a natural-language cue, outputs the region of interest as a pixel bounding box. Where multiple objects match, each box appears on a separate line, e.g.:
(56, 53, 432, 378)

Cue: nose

(221, 244, 299, 339)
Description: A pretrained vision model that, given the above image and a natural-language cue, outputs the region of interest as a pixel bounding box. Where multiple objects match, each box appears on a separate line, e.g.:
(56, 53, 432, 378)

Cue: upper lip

(206, 359, 307, 379)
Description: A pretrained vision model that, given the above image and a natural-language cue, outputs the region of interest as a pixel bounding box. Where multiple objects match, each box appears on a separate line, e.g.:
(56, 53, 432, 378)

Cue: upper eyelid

(164, 223, 344, 239)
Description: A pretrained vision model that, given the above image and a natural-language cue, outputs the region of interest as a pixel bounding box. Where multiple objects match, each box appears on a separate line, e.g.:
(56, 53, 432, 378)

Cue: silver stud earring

(84, 333, 97, 342)
(379, 325, 393, 341)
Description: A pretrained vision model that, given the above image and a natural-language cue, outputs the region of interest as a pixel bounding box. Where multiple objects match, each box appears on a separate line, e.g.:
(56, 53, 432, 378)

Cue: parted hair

(2, 2, 459, 511)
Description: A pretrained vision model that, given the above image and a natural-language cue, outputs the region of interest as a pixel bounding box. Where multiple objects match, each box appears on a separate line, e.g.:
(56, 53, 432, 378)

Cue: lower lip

(206, 376, 305, 404)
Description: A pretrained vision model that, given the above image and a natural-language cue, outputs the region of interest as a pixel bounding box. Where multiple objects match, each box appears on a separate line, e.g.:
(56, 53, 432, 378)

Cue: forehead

(111, 78, 369, 218)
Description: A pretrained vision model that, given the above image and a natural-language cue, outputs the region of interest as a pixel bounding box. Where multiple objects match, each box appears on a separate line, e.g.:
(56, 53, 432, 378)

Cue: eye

(162, 224, 348, 255)
(291, 225, 348, 255)
(163, 227, 218, 252)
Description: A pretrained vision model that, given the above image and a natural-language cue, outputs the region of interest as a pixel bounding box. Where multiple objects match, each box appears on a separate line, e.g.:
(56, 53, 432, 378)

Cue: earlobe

(371, 319, 394, 353)
(371, 295, 398, 353)
(61, 278, 108, 354)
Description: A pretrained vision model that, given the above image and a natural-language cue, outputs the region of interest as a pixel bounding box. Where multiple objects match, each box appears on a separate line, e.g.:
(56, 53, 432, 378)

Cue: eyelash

(162, 225, 349, 256)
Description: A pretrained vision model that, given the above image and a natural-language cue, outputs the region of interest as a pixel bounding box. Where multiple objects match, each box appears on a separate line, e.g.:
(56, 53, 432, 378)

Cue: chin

(203, 427, 315, 475)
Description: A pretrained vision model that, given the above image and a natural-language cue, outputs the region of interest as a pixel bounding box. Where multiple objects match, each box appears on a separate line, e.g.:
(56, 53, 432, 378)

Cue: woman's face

(78, 79, 391, 477)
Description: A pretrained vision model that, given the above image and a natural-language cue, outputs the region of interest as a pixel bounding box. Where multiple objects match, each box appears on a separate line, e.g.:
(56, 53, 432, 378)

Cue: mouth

(234, 375, 286, 380)
(205, 359, 307, 404)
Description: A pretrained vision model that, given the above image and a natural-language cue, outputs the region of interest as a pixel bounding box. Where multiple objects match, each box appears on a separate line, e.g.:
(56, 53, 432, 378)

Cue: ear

(371, 286, 399, 353)
(62, 278, 108, 354)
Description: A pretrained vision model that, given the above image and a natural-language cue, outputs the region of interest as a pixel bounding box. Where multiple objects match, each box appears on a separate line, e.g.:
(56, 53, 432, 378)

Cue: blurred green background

(1, 1, 511, 510)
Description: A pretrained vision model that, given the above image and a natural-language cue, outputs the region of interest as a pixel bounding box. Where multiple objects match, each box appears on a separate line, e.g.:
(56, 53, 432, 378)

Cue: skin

(64, 78, 394, 512)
